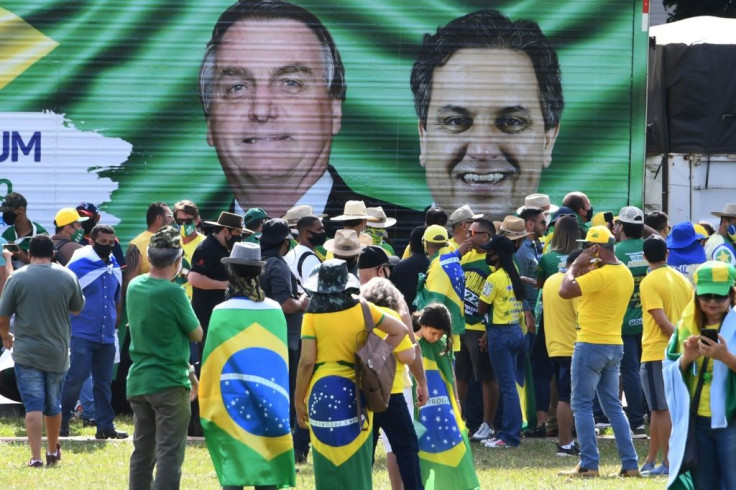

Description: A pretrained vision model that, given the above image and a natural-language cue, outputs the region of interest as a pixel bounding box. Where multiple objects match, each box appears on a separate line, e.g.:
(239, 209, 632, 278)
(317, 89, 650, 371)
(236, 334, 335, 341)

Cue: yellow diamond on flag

(0, 8, 58, 90)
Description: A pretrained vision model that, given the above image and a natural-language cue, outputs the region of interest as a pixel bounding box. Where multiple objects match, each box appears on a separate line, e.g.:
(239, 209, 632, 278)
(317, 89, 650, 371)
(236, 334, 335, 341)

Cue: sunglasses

(469, 230, 490, 237)
(697, 293, 730, 303)
(175, 218, 196, 225)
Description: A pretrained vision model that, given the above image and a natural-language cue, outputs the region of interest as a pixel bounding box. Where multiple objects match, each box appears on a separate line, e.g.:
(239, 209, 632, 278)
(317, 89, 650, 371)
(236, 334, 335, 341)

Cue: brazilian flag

(199, 297, 296, 489)
(416, 338, 479, 490)
(414, 248, 466, 336)
(307, 364, 373, 490)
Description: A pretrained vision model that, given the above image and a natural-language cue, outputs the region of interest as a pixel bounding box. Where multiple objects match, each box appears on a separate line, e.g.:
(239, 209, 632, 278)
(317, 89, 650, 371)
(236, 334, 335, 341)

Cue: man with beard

(198, 0, 422, 244)
(410, 9, 563, 218)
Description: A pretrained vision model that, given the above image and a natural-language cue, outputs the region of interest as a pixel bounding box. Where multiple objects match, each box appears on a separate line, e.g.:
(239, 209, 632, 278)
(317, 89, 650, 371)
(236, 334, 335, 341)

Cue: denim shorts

(14, 364, 66, 415)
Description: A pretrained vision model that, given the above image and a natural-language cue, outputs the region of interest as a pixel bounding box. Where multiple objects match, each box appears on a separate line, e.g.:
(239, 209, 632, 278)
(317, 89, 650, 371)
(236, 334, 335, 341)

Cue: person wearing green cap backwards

(663, 260, 736, 489)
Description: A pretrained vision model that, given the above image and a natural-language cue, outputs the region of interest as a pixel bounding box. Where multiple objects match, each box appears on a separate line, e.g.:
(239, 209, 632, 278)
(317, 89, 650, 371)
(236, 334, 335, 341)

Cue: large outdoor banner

(1, 0, 647, 243)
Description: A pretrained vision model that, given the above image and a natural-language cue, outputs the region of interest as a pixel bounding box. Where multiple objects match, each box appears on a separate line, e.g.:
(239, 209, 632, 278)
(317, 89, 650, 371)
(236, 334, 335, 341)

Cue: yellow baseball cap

(576, 225, 615, 245)
(422, 225, 449, 243)
(54, 208, 88, 227)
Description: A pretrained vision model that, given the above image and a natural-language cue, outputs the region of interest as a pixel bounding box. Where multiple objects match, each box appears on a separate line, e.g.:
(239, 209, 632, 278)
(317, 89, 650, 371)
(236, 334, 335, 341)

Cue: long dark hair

(485, 235, 526, 302)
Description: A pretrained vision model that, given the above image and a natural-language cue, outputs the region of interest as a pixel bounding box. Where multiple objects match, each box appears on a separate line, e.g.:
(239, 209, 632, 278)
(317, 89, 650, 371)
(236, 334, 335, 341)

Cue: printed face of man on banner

(411, 9, 564, 219)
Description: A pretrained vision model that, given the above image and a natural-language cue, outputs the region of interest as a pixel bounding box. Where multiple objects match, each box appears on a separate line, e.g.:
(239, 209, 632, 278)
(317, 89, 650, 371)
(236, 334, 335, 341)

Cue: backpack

(354, 298, 396, 419)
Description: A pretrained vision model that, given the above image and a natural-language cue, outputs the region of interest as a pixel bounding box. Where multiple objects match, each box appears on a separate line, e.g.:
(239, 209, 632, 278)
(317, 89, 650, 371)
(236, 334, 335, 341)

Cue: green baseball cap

(694, 261, 736, 296)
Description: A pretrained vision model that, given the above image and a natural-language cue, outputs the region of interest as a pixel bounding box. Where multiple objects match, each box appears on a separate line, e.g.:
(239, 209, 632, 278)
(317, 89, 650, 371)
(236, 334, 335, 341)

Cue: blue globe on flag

(220, 347, 291, 437)
(309, 375, 361, 447)
(418, 370, 462, 453)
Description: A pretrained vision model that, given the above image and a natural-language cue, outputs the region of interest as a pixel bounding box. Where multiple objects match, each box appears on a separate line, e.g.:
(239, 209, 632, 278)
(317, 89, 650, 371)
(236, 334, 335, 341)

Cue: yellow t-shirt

(542, 272, 579, 357)
(575, 264, 634, 344)
(691, 323, 719, 417)
(128, 230, 153, 275)
(181, 233, 205, 300)
(639, 266, 692, 362)
(479, 268, 523, 325)
(374, 307, 414, 394)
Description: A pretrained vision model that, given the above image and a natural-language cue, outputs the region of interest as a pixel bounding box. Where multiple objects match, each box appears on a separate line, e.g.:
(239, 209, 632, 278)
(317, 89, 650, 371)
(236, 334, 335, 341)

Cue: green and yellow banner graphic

(1, 0, 647, 243)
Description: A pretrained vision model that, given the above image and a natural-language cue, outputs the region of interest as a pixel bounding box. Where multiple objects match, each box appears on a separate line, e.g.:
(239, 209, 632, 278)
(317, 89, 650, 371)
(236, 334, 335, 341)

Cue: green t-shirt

(615, 238, 648, 335)
(126, 275, 200, 397)
(536, 250, 569, 283)
(1, 222, 48, 252)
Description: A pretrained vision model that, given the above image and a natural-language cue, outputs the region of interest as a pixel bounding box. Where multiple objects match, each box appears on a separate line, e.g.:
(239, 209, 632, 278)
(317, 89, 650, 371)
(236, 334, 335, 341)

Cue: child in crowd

(415, 304, 480, 490)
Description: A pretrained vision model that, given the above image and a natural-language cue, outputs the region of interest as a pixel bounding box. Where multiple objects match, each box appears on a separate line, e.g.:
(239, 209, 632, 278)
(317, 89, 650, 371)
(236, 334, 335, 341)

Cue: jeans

(373, 393, 423, 490)
(531, 325, 553, 416)
(692, 416, 736, 489)
(289, 347, 311, 456)
(621, 333, 645, 428)
(128, 386, 191, 490)
(14, 364, 65, 415)
(60, 338, 116, 431)
(486, 324, 523, 446)
(79, 376, 95, 420)
(571, 342, 638, 471)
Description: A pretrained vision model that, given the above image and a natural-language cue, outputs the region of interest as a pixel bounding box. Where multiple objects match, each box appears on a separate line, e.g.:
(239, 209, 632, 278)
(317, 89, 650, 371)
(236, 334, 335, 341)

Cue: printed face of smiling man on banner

(411, 10, 563, 219)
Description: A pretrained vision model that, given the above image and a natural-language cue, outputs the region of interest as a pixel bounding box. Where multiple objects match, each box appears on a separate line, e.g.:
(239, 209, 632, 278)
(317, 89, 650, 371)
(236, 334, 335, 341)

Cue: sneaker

(558, 464, 599, 477)
(614, 468, 642, 478)
(649, 464, 669, 476)
(546, 426, 559, 438)
(640, 460, 656, 475)
(523, 424, 547, 438)
(28, 459, 44, 468)
(46, 443, 61, 467)
(631, 425, 648, 439)
(59, 427, 70, 437)
(555, 442, 580, 457)
(470, 422, 494, 441)
(482, 437, 513, 448)
(95, 429, 129, 440)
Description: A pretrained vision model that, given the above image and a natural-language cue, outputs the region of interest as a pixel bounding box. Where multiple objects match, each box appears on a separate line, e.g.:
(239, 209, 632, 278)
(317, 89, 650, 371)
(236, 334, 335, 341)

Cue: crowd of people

(1, 186, 735, 490)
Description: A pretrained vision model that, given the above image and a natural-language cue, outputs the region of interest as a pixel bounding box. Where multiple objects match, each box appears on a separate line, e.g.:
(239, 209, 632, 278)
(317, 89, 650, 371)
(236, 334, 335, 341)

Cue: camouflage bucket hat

(149, 225, 182, 249)
(303, 259, 360, 294)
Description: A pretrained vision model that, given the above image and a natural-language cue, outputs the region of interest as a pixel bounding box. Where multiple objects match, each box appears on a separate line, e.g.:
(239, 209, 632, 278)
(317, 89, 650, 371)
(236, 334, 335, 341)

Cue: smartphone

(700, 328, 719, 343)
(604, 211, 614, 224)
(2, 243, 20, 253)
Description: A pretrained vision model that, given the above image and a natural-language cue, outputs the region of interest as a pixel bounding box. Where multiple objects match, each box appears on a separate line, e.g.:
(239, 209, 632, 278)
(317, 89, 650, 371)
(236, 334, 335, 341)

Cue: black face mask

(82, 219, 95, 235)
(3, 211, 17, 226)
(344, 257, 358, 270)
(584, 206, 594, 223)
(307, 230, 327, 247)
(93, 242, 114, 261)
(226, 233, 240, 250)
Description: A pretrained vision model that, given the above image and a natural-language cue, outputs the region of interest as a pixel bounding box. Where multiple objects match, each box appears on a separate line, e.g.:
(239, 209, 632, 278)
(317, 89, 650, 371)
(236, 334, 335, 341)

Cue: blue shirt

(70, 261, 120, 344)
(515, 238, 540, 310)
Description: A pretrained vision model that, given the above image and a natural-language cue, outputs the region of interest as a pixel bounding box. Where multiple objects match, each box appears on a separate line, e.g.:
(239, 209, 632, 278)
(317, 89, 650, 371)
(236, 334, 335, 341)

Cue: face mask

(345, 257, 358, 270)
(585, 207, 594, 223)
(3, 211, 17, 226)
(82, 219, 96, 235)
(180, 223, 197, 237)
(364, 228, 383, 245)
(93, 242, 113, 260)
(307, 230, 327, 247)
(728, 224, 736, 243)
(226, 232, 240, 250)
(71, 227, 85, 243)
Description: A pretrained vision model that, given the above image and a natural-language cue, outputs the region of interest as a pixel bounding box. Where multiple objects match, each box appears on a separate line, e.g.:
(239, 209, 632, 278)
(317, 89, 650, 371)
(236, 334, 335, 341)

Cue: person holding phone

(663, 261, 736, 489)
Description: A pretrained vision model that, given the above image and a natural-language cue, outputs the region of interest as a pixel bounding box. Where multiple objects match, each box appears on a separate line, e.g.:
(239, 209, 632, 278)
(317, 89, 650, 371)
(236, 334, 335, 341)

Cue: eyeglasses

(175, 218, 195, 225)
(697, 293, 730, 303)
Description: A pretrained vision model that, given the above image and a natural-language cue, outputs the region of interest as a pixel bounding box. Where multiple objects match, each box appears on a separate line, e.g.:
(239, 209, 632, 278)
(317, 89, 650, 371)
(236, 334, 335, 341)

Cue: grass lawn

(0, 415, 667, 489)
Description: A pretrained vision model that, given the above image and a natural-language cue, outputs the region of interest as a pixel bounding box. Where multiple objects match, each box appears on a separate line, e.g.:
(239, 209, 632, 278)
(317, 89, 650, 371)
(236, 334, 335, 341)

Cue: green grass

(0, 416, 667, 489)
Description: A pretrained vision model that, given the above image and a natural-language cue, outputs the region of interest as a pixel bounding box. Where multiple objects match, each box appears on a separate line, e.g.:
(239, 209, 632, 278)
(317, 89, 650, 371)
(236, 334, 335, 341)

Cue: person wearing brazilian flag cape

(415, 303, 480, 490)
(199, 242, 296, 489)
(294, 259, 412, 489)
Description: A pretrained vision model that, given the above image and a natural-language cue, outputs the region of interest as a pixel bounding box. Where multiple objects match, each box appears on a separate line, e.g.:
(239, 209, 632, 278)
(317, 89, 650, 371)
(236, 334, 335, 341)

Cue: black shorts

(551, 356, 572, 403)
(455, 330, 495, 383)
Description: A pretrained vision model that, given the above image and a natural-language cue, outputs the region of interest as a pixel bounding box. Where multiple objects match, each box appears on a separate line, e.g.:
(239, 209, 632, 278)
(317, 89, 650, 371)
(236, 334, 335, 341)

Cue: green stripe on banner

(312, 433, 373, 490)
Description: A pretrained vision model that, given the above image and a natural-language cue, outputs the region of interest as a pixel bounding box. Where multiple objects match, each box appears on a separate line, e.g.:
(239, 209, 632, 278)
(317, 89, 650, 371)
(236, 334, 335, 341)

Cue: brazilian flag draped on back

(199, 297, 296, 488)
(416, 337, 479, 490)
(414, 248, 466, 336)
